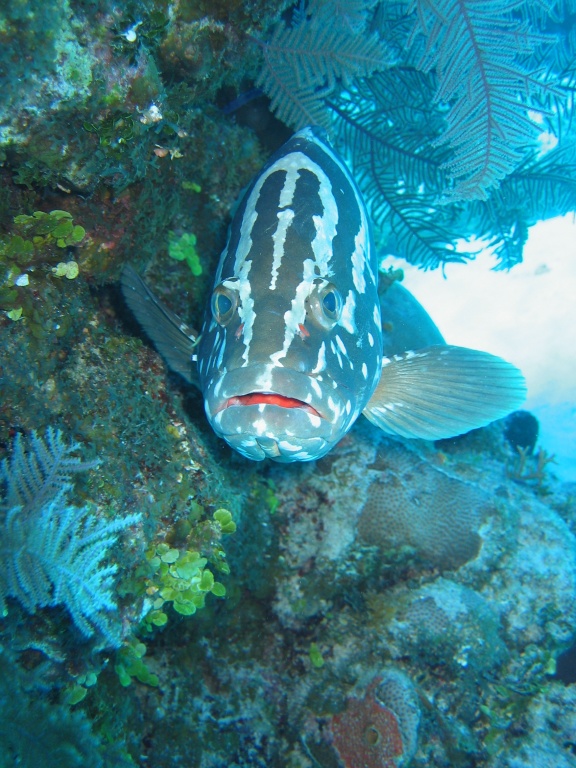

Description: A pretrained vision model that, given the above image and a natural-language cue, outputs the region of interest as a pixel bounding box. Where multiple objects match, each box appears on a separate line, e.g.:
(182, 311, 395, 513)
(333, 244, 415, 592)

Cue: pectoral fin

(121, 265, 199, 386)
(363, 345, 526, 440)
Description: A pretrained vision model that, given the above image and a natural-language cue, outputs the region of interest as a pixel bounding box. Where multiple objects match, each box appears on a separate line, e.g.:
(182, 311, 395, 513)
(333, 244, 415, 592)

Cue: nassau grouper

(121, 126, 526, 462)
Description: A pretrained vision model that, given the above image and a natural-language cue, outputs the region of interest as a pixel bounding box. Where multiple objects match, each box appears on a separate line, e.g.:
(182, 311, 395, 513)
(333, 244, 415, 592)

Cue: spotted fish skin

(121, 128, 527, 463)
(197, 126, 383, 461)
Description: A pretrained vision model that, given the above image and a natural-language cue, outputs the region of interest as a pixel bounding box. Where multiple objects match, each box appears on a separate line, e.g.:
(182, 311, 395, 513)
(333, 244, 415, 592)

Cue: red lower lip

(224, 393, 321, 417)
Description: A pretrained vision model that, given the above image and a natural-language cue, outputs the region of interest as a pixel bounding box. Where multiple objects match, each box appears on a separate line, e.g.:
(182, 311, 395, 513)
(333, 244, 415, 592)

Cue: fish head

(196, 127, 383, 461)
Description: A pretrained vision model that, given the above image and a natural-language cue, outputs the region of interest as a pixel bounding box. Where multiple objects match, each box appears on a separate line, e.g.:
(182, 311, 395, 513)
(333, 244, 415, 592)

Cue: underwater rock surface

(1, 1, 576, 765)
(262, 419, 576, 767)
(1, 269, 576, 767)
(1, 256, 575, 766)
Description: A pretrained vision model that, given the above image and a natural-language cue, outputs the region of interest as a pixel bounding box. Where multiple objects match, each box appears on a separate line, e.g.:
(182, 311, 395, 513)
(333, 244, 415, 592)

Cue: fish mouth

(203, 364, 351, 462)
(218, 392, 322, 418)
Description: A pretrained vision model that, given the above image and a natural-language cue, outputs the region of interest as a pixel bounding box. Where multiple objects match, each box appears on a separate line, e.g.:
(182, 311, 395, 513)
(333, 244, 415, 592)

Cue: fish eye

(306, 281, 343, 329)
(319, 283, 342, 321)
(322, 288, 339, 316)
(211, 282, 238, 326)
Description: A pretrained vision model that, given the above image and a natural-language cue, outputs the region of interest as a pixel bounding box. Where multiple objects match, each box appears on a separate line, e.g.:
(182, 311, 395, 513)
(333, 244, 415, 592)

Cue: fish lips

(203, 364, 350, 462)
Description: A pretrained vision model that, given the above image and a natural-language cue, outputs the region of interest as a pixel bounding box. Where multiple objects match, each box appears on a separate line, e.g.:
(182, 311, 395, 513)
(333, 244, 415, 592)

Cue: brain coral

(375, 670, 420, 764)
(384, 579, 508, 675)
(357, 442, 490, 569)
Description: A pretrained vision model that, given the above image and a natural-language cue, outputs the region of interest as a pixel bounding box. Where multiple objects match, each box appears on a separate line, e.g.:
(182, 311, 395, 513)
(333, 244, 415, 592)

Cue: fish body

(122, 127, 526, 462)
(196, 126, 383, 460)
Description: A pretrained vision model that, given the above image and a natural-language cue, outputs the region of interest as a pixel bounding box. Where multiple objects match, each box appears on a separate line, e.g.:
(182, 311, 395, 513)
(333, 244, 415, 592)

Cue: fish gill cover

(0, 1, 576, 767)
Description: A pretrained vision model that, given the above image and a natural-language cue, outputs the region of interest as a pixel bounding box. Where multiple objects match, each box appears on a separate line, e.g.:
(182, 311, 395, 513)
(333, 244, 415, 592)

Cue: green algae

(168, 231, 202, 275)
(115, 638, 160, 688)
(0, 210, 86, 327)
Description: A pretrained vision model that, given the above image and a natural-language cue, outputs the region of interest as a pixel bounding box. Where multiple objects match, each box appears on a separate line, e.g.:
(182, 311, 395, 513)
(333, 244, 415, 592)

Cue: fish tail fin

(363, 345, 526, 440)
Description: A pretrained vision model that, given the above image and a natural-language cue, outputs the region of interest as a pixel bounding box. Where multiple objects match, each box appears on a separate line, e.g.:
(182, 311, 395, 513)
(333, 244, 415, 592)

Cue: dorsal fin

(121, 266, 199, 387)
(379, 278, 445, 355)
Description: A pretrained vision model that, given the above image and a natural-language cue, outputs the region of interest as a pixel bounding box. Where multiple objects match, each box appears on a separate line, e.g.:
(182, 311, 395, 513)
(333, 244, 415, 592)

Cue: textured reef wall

(264, 421, 576, 766)
(1, 1, 576, 767)
(2, 346, 575, 767)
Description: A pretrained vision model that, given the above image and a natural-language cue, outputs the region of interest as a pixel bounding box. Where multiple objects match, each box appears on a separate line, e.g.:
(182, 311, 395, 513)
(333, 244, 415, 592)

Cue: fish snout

(203, 365, 352, 461)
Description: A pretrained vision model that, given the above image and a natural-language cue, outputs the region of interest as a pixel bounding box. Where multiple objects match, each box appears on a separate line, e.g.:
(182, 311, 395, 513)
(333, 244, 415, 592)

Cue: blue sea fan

(257, 0, 576, 268)
(407, 0, 561, 201)
(256, 0, 392, 128)
(1, 426, 98, 512)
(0, 429, 140, 646)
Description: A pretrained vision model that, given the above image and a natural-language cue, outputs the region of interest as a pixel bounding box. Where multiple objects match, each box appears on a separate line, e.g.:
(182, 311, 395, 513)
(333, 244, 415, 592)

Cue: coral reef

(488, 684, 576, 768)
(1, 263, 575, 767)
(330, 676, 405, 768)
(357, 442, 488, 569)
(327, 670, 420, 768)
(382, 579, 509, 679)
(261, 418, 576, 766)
(1, 0, 576, 766)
